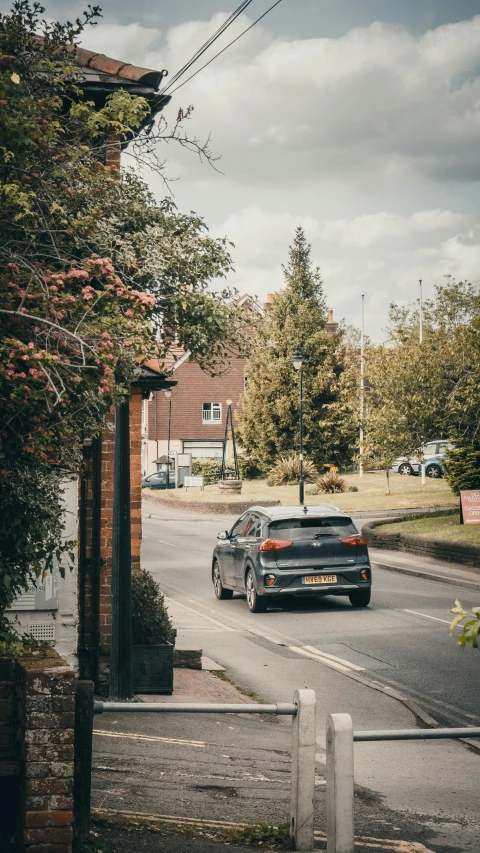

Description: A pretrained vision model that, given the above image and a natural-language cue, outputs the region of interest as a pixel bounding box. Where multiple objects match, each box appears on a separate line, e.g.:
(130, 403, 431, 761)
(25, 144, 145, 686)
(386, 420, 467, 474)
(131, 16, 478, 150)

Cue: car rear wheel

(213, 560, 233, 600)
(398, 463, 413, 475)
(426, 464, 442, 478)
(246, 568, 267, 613)
(349, 589, 371, 608)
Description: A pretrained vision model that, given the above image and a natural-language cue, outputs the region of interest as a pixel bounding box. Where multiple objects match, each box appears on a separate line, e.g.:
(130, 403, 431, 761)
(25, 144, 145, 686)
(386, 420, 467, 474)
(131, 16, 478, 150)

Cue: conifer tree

(237, 227, 354, 473)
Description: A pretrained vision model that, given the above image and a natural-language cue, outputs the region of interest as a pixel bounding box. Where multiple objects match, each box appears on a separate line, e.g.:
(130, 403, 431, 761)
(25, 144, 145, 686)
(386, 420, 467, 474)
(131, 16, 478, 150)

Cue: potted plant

(132, 569, 175, 694)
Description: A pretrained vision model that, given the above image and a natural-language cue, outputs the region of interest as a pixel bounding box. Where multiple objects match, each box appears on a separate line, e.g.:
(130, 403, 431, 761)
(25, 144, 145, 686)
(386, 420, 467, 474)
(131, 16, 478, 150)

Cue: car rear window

(269, 517, 357, 539)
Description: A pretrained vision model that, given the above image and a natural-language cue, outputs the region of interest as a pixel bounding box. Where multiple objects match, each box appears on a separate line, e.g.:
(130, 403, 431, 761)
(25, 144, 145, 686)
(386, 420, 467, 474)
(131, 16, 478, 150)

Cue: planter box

(132, 643, 174, 694)
(218, 479, 243, 494)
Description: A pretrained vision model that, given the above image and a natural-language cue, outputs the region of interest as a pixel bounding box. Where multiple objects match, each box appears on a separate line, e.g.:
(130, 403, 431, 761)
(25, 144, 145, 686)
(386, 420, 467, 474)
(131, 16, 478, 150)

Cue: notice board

(460, 490, 480, 524)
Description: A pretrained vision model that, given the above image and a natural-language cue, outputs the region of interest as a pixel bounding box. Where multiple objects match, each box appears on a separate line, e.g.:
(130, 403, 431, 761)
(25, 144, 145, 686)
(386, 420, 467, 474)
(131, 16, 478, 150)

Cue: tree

(364, 279, 480, 469)
(0, 2, 245, 634)
(237, 226, 355, 472)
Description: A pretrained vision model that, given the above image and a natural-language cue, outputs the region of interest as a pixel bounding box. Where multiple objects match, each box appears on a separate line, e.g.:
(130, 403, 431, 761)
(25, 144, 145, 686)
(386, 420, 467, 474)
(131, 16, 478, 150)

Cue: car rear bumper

(258, 566, 371, 597)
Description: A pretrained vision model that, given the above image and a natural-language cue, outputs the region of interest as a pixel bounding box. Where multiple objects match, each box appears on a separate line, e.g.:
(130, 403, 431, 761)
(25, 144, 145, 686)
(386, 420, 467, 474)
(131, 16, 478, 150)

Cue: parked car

(141, 471, 176, 490)
(392, 440, 451, 478)
(211, 504, 372, 613)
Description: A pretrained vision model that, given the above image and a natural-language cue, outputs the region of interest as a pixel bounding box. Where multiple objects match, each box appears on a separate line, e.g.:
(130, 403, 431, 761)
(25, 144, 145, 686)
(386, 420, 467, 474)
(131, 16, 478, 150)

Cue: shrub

(191, 458, 237, 484)
(132, 569, 175, 645)
(315, 471, 347, 493)
(348, 485, 359, 493)
(238, 455, 263, 480)
(268, 454, 318, 486)
(444, 446, 480, 495)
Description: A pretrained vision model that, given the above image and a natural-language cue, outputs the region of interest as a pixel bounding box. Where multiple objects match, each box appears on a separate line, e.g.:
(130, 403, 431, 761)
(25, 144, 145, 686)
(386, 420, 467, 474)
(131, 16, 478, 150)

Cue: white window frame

(202, 403, 222, 424)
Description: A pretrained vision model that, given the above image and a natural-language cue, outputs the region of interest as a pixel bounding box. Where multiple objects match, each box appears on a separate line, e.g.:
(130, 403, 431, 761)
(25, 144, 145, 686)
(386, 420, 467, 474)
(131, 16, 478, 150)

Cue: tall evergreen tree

(237, 227, 355, 472)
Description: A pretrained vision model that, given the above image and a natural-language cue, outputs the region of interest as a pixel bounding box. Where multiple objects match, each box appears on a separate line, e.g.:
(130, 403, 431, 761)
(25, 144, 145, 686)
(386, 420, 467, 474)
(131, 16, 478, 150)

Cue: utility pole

(419, 279, 423, 344)
(165, 389, 172, 488)
(359, 294, 365, 478)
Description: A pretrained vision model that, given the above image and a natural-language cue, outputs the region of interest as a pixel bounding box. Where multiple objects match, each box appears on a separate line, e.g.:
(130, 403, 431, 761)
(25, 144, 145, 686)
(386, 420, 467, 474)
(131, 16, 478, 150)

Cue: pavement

(91, 501, 480, 853)
(369, 547, 480, 591)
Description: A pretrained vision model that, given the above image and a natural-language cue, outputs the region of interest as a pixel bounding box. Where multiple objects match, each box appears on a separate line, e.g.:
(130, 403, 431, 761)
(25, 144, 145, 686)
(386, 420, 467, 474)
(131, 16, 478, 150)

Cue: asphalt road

(136, 506, 480, 852)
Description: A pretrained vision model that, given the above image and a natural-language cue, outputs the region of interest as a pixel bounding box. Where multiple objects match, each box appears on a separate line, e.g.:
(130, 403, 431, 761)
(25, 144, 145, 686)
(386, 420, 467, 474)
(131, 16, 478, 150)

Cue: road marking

(93, 730, 206, 748)
(303, 644, 366, 671)
(404, 609, 452, 625)
(289, 645, 353, 673)
(153, 537, 210, 556)
(166, 598, 236, 631)
(92, 809, 435, 852)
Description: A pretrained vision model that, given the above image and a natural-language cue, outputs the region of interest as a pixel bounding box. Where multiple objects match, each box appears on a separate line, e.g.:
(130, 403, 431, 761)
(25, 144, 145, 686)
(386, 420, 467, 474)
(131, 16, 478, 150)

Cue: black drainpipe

(89, 435, 102, 689)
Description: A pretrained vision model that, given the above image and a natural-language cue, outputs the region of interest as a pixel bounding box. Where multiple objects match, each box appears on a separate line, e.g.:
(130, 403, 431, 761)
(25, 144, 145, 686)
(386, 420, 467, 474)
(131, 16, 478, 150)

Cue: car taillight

(340, 534, 367, 546)
(260, 538, 293, 552)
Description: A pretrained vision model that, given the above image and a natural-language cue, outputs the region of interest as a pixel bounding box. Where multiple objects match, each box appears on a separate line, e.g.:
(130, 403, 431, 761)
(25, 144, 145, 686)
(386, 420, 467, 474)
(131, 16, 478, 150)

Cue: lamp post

(292, 346, 307, 505)
(164, 389, 172, 488)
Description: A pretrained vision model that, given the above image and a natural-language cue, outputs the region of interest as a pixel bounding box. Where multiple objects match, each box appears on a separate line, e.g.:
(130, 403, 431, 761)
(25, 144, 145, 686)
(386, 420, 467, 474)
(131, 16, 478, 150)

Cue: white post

(359, 294, 365, 478)
(326, 713, 354, 853)
(290, 689, 316, 852)
(421, 463, 426, 486)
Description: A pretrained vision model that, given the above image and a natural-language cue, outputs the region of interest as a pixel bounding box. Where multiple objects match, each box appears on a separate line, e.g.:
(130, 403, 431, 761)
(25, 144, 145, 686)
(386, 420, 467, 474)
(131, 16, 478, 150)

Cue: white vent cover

(28, 623, 55, 641)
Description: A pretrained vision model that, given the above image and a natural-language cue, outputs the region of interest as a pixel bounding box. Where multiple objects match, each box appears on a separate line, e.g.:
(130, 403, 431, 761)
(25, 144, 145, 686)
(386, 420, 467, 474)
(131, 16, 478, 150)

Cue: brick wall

(364, 513, 480, 568)
(130, 387, 143, 577)
(0, 650, 75, 853)
(148, 357, 246, 442)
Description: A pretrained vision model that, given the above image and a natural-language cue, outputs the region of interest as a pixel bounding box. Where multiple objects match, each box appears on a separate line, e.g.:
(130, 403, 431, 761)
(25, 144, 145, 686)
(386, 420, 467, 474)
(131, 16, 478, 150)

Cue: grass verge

(380, 513, 480, 544)
(144, 472, 454, 512)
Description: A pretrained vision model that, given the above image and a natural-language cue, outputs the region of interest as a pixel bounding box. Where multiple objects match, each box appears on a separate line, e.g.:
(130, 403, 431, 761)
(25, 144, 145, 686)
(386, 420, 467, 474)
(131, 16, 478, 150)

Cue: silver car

(392, 440, 451, 476)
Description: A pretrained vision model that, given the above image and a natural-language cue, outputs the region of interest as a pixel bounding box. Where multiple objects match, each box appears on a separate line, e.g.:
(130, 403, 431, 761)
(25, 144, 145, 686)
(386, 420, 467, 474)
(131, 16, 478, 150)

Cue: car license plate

(304, 574, 337, 585)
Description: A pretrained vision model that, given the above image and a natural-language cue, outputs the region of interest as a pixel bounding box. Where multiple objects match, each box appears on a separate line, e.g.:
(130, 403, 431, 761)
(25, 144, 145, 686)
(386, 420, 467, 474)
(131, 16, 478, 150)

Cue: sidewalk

(369, 546, 480, 591)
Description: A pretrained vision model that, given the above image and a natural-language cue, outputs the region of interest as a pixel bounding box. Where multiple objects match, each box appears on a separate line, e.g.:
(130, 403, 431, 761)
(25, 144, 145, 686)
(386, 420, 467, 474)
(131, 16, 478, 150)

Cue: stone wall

(0, 650, 75, 853)
(143, 493, 281, 516)
(364, 513, 480, 568)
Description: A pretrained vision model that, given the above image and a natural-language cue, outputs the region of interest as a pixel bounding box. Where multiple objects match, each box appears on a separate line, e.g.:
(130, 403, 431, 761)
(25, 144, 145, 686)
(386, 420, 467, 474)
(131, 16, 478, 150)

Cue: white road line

(289, 645, 352, 673)
(166, 598, 236, 631)
(303, 644, 365, 671)
(153, 537, 210, 556)
(404, 609, 452, 625)
(93, 730, 206, 747)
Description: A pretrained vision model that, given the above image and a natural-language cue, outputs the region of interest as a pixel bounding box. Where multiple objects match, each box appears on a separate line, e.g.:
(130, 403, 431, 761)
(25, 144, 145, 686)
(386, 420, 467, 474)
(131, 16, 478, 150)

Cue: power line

(167, 0, 284, 96)
(161, 0, 256, 94)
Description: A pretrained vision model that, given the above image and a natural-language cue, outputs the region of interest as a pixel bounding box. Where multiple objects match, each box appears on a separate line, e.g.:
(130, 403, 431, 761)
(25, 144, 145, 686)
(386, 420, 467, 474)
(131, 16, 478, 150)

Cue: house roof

(73, 47, 166, 89)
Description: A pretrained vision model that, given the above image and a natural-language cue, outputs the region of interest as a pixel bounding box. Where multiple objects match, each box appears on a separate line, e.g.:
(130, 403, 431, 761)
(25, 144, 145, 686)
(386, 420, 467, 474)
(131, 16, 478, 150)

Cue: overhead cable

(166, 0, 284, 96)
(161, 0, 256, 94)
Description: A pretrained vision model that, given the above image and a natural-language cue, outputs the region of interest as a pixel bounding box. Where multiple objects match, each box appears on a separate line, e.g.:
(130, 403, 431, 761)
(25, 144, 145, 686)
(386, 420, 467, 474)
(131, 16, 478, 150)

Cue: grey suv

(212, 504, 372, 613)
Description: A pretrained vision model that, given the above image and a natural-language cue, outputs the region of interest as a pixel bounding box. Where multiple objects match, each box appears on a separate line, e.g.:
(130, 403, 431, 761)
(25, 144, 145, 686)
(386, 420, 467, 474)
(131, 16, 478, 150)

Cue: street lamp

(291, 346, 307, 505)
(164, 389, 172, 489)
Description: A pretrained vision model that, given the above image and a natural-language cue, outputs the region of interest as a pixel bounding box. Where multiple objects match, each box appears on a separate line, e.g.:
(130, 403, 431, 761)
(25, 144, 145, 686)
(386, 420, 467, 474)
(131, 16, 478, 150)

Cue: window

(269, 517, 357, 540)
(202, 403, 221, 424)
(230, 516, 248, 538)
(246, 514, 262, 537)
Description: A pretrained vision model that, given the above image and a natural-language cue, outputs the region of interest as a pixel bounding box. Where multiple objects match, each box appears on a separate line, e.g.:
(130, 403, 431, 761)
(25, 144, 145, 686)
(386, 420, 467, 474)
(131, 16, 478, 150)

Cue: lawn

(380, 513, 480, 544)
(144, 471, 454, 512)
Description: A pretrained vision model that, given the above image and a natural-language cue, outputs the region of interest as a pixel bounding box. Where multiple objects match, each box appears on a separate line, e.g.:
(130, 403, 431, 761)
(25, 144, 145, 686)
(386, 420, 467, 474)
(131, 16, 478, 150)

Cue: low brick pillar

(0, 650, 75, 853)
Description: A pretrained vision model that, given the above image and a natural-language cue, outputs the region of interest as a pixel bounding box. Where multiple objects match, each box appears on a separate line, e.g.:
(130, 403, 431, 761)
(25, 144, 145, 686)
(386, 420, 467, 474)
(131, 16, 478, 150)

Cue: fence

(75, 685, 480, 853)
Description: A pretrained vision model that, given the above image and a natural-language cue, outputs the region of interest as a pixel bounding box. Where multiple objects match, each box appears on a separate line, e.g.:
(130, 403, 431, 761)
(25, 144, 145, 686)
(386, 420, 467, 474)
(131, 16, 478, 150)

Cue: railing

(327, 714, 480, 853)
(94, 689, 316, 852)
(87, 690, 480, 853)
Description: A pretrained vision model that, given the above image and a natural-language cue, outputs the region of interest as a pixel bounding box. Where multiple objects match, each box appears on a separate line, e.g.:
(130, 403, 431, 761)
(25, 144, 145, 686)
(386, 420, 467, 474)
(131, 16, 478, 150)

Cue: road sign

(460, 490, 480, 524)
(184, 475, 204, 490)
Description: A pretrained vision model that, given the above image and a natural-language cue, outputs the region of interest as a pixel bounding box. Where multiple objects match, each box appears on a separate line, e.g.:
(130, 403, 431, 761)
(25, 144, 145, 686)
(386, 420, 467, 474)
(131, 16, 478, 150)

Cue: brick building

(146, 295, 263, 471)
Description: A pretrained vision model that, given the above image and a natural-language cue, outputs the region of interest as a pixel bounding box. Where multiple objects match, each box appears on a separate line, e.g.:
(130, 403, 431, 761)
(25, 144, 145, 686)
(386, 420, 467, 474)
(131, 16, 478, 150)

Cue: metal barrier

(326, 714, 480, 853)
(94, 689, 316, 852)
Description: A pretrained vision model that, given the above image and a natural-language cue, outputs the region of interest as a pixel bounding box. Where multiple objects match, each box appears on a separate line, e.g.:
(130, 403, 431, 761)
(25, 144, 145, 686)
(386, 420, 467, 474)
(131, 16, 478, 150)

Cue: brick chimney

(325, 308, 339, 337)
(263, 293, 275, 312)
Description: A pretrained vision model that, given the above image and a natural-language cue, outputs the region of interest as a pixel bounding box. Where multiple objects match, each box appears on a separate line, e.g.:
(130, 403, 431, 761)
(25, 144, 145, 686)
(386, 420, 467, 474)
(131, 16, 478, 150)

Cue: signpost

(460, 490, 480, 525)
(184, 475, 204, 492)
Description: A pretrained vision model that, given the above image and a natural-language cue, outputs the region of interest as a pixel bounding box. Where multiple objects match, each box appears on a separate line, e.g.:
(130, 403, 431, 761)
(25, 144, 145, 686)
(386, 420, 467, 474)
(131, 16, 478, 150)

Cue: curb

(363, 512, 480, 569)
(371, 560, 480, 591)
(143, 494, 280, 515)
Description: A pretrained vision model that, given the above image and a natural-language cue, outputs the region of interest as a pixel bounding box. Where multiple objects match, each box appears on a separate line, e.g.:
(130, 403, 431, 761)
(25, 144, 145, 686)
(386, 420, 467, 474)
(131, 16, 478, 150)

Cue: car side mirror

(217, 531, 229, 541)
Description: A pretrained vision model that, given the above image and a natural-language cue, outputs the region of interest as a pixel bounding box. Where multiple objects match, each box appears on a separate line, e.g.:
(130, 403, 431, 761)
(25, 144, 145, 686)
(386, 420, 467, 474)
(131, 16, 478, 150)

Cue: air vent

(28, 623, 55, 642)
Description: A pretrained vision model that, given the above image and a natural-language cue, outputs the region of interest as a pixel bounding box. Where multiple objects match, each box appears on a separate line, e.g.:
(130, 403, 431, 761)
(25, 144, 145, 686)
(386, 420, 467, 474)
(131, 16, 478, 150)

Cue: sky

(7, 0, 480, 338)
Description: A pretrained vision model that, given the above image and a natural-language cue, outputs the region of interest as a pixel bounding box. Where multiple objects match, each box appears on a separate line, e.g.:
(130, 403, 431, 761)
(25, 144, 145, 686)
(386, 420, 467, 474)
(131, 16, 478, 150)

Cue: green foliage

(237, 226, 357, 472)
(348, 485, 359, 492)
(444, 446, 480, 495)
(450, 599, 480, 649)
(0, 2, 244, 622)
(131, 569, 174, 646)
(314, 470, 347, 493)
(226, 822, 292, 849)
(267, 453, 317, 486)
(191, 458, 234, 483)
(365, 279, 480, 466)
